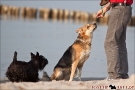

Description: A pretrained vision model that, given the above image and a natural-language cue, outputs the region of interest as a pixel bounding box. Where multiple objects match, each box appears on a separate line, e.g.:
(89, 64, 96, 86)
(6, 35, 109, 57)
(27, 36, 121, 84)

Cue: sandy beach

(0, 74, 134, 90)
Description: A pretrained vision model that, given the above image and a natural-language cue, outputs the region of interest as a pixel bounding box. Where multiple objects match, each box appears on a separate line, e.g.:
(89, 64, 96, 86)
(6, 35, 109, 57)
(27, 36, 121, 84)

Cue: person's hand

(96, 2, 111, 18)
(96, 9, 105, 18)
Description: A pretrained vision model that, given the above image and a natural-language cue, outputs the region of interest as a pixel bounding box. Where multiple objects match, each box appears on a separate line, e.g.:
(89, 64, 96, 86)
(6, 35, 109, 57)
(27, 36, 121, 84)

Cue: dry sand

(0, 74, 135, 90)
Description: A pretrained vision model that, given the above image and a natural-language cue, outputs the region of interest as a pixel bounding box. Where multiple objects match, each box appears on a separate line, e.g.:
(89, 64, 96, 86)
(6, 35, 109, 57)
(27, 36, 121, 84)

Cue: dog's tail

(13, 51, 17, 62)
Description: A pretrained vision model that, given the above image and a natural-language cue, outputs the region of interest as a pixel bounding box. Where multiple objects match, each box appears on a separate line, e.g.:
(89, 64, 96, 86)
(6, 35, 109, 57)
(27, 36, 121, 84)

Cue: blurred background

(0, 1, 134, 79)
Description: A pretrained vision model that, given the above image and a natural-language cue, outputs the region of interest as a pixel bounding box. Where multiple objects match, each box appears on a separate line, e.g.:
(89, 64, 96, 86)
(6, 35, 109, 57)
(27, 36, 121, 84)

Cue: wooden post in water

(0, 5, 9, 15)
(80, 11, 89, 23)
(88, 13, 97, 23)
(99, 14, 109, 25)
(39, 8, 50, 20)
(63, 9, 69, 21)
(10, 6, 20, 17)
(0, 4, 135, 26)
(48, 8, 58, 20)
(20, 7, 37, 19)
(0, 5, 20, 18)
(70, 11, 81, 22)
(69, 10, 74, 20)
(57, 9, 64, 20)
(128, 16, 135, 26)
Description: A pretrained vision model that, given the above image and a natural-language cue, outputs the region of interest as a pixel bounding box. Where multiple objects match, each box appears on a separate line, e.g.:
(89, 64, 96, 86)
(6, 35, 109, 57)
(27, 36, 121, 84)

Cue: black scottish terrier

(6, 51, 48, 82)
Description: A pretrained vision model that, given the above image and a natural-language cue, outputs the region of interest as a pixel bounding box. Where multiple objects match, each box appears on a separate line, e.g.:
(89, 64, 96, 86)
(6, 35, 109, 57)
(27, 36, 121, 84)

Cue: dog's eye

(87, 26, 90, 29)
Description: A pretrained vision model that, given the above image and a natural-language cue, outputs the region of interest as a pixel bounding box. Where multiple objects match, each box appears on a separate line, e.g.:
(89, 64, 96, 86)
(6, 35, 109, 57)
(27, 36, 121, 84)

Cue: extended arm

(96, 2, 111, 18)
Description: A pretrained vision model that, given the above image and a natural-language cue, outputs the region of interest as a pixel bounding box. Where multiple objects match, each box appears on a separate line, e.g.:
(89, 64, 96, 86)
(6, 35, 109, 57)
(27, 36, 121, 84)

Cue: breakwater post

(0, 4, 134, 26)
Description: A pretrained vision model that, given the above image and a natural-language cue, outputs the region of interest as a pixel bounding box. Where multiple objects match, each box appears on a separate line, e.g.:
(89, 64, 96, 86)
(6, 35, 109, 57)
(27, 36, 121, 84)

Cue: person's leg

(118, 26, 129, 79)
(104, 6, 131, 79)
(118, 6, 132, 79)
(104, 6, 122, 79)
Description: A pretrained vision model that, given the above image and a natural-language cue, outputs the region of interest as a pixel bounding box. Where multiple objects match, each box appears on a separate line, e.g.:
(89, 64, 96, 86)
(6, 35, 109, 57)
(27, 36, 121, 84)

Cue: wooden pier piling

(48, 8, 58, 20)
(63, 9, 69, 20)
(0, 4, 135, 26)
(88, 13, 97, 22)
(99, 14, 109, 25)
(10, 6, 20, 17)
(39, 8, 50, 20)
(57, 9, 64, 20)
(0, 5, 20, 18)
(20, 7, 37, 18)
(80, 12, 89, 23)
(0, 5, 9, 15)
(128, 16, 135, 26)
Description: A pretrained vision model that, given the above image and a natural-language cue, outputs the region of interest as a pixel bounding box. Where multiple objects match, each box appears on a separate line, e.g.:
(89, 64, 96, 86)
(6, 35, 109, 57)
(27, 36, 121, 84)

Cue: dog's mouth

(87, 23, 97, 31)
(92, 23, 97, 30)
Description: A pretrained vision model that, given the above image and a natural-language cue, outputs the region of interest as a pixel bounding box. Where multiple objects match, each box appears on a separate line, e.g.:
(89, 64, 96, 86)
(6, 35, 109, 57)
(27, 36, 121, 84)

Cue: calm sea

(0, 1, 135, 79)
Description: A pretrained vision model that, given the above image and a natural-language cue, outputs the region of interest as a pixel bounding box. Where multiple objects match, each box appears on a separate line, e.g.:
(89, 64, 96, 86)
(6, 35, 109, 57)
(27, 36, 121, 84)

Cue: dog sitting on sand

(51, 23, 97, 81)
(6, 51, 48, 82)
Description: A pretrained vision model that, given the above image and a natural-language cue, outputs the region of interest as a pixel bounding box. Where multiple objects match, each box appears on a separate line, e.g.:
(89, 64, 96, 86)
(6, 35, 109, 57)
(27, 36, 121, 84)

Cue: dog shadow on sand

(0, 77, 105, 84)
(74, 77, 105, 81)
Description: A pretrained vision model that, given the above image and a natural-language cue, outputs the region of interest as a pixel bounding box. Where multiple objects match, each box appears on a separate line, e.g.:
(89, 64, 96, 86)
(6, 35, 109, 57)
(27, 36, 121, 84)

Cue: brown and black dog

(51, 23, 97, 81)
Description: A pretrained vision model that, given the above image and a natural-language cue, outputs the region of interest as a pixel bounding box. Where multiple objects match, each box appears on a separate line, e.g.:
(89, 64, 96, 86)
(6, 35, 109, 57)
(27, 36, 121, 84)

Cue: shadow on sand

(0, 77, 105, 84)
(74, 77, 105, 81)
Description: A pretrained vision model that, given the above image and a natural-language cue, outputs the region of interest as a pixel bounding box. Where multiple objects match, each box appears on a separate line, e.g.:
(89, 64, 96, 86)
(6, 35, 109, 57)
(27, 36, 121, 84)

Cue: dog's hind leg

(51, 68, 63, 81)
(13, 51, 17, 62)
(77, 60, 86, 81)
(77, 63, 83, 81)
(77, 66, 83, 81)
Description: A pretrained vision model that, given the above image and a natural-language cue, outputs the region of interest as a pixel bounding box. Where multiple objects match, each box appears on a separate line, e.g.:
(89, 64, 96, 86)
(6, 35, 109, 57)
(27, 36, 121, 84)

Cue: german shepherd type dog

(51, 23, 97, 81)
(6, 51, 48, 82)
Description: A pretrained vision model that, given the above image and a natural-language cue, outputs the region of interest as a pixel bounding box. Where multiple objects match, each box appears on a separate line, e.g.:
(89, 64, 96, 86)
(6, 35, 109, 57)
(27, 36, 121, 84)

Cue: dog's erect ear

(76, 29, 82, 33)
(14, 51, 17, 54)
(13, 51, 17, 62)
(31, 52, 35, 59)
(36, 52, 39, 57)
